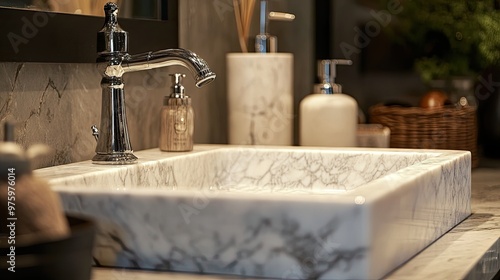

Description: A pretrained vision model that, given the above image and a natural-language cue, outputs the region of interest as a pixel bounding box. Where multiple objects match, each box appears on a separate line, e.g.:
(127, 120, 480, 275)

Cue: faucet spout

(92, 3, 216, 165)
(123, 49, 216, 88)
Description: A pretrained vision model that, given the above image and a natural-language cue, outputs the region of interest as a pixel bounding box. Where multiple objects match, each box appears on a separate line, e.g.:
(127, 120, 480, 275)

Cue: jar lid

(0, 122, 30, 180)
(0, 122, 51, 181)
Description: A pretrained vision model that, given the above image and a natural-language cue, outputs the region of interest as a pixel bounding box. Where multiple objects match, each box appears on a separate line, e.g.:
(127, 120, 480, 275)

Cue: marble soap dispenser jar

(227, 0, 295, 145)
(227, 53, 293, 145)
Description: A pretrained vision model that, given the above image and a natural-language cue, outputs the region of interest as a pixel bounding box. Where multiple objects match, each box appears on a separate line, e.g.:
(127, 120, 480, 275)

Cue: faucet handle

(104, 2, 119, 17)
(97, 2, 128, 54)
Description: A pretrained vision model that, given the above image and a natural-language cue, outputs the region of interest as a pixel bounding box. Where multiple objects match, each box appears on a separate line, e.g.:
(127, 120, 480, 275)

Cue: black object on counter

(0, 215, 96, 280)
(477, 68, 500, 158)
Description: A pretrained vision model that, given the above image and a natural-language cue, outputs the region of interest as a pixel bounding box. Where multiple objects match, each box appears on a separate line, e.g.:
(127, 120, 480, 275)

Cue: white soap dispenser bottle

(300, 59, 358, 147)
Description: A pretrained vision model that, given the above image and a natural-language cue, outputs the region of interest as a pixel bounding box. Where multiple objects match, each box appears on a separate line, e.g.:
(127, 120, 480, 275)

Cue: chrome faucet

(92, 3, 216, 165)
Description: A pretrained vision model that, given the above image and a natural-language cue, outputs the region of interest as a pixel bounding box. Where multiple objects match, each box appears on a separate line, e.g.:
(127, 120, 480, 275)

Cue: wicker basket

(370, 104, 478, 167)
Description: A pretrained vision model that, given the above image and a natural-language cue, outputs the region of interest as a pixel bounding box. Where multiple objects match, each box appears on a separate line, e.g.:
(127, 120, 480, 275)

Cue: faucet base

(92, 153, 138, 165)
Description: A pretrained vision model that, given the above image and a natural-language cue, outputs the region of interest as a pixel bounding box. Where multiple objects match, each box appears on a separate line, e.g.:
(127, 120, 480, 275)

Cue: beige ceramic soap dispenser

(160, 73, 194, 152)
(300, 59, 358, 147)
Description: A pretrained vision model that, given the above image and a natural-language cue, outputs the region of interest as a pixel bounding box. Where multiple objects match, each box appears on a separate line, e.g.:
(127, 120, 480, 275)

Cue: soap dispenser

(300, 59, 358, 147)
(255, 0, 295, 53)
(160, 73, 194, 152)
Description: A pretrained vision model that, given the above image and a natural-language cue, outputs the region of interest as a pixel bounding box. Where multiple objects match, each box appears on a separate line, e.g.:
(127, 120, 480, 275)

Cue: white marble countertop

(89, 156, 500, 280)
(386, 164, 500, 280)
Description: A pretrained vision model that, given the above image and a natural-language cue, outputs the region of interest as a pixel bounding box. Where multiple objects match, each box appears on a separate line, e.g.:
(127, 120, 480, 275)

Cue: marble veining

(48, 148, 434, 193)
(36, 145, 472, 279)
(227, 54, 294, 146)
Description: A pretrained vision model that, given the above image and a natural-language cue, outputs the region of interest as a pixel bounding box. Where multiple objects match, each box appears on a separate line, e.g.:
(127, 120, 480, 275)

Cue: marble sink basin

(36, 145, 471, 279)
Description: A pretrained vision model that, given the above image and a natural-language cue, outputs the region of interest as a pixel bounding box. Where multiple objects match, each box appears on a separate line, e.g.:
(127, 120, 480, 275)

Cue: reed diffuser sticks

(233, 0, 256, 52)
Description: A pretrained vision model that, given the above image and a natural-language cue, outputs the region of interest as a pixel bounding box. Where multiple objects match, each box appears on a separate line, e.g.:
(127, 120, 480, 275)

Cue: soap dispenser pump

(255, 0, 295, 53)
(300, 59, 358, 147)
(160, 73, 194, 152)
